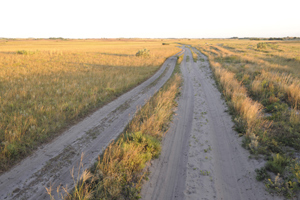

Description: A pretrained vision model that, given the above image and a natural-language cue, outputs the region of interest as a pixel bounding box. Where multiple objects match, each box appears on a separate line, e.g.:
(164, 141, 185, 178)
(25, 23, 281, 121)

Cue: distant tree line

(230, 37, 300, 40)
(49, 37, 65, 40)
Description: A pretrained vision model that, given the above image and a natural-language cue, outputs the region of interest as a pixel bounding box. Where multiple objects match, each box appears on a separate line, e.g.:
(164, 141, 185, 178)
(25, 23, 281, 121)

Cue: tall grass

(47, 61, 182, 199)
(208, 60, 264, 151)
(0, 39, 180, 171)
(252, 70, 300, 108)
(188, 47, 198, 62)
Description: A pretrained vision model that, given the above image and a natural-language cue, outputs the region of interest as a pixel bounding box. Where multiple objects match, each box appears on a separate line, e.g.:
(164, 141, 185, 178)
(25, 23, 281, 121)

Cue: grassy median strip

(47, 58, 182, 200)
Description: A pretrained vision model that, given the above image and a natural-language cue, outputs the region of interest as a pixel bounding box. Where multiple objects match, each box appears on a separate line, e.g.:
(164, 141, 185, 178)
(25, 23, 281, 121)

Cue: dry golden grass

(209, 60, 264, 150)
(0, 39, 180, 170)
(177, 54, 184, 64)
(186, 39, 300, 110)
(252, 70, 300, 108)
(187, 47, 198, 62)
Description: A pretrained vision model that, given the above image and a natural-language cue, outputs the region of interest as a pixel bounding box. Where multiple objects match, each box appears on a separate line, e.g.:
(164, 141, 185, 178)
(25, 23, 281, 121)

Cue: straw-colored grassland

(0, 39, 180, 171)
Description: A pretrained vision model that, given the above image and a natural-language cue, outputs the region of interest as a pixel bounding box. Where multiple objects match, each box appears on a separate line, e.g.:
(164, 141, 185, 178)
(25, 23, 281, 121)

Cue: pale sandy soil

(141, 47, 284, 200)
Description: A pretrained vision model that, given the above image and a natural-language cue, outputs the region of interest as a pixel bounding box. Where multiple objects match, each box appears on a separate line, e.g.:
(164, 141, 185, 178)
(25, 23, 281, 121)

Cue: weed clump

(257, 42, 267, 49)
(136, 49, 150, 57)
(266, 154, 289, 174)
(16, 50, 36, 55)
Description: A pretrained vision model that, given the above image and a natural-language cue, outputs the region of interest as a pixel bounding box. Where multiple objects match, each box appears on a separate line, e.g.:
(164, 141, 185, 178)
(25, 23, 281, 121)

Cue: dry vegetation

(185, 39, 300, 197)
(47, 58, 182, 199)
(0, 39, 180, 171)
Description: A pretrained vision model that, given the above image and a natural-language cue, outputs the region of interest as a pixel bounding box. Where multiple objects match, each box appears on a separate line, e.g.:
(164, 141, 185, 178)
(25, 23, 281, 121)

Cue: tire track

(141, 47, 194, 200)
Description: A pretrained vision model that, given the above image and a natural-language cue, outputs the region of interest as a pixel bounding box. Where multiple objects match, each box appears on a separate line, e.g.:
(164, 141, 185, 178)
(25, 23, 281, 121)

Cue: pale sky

(1, 0, 300, 38)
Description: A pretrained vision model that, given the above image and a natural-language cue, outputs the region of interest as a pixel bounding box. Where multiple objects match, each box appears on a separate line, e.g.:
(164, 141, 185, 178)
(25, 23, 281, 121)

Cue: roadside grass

(187, 47, 198, 62)
(0, 39, 180, 172)
(184, 39, 300, 198)
(47, 55, 183, 199)
(177, 54, 184, 64)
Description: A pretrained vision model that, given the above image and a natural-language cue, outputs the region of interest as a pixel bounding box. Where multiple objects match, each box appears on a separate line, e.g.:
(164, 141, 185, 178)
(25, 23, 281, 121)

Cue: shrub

(255, 167, 270, 181)
(16, 50, 36, 55)
(136, 49, 150, 57)
(257, 42, 267, 49)
(162, 43, 170, 45)
(266, 154, 289, 174)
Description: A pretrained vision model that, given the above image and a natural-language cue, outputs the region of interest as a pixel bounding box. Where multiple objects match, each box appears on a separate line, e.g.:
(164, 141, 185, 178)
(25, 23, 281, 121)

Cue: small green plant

(16, 50, 36, 55)
(136, 48, 150, 57)
(204, 145, 211, 153)
(265, 173, 298, 198)
(255, 167, 270, 181)
(257, 42, 267, 49)
(266, 154, 289, 174)
(200, 170, 210, 176)
(124, 131, 161, 158)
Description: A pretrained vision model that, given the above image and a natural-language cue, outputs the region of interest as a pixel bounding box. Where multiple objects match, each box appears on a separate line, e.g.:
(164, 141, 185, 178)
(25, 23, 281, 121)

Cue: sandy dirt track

(141, 47, 283, 200)
(0, 52, 181, 200)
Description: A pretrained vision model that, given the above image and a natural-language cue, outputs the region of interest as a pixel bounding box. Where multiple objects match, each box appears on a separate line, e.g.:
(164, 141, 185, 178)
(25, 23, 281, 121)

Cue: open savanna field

(184, 39, 300, 197)
(2, 37, 300, 199)
(0, 38, 180, 171)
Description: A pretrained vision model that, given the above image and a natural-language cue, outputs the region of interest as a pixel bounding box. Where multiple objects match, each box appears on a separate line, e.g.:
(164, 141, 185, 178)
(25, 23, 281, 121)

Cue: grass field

(0, 39, 180, 171)
(184, 39, 300, 197)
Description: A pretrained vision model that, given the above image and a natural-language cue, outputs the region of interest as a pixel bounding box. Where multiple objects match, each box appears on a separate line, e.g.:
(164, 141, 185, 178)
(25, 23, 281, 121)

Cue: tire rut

(141, 47, 194, 200)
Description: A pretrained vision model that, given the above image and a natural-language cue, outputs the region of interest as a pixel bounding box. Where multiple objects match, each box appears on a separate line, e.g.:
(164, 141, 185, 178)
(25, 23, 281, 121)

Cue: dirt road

(141, 47, 283, 200)
(0, 47, 286, 200)
(0, 52, 181, 200)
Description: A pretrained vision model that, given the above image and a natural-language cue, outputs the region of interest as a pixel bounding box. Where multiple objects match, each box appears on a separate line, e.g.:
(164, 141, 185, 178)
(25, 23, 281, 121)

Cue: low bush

(257, 42, 267, 49)
(16, 50, 36, 55)
(136, 49, 150, 57)
(266, 154, 289, 174)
